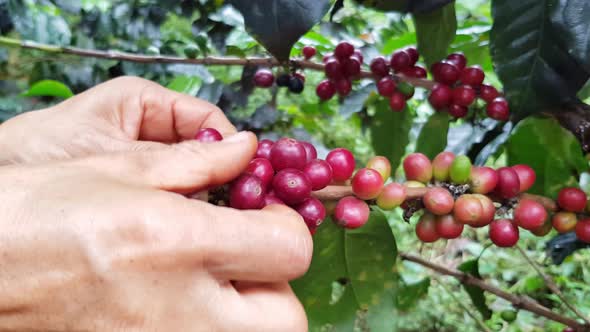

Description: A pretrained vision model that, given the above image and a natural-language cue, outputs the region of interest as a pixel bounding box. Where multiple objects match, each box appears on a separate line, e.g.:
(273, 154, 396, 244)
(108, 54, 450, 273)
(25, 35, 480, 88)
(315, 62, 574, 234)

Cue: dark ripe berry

(269, 138, 307, 171)
(472, 194, 495, 227)
(296, 197, 326, 229)
(575, 219, 590, 243)
(511, 164, 536, 192)
(486, 97, 510, 121)
(343, 58, 361, 77)
(229, 174, 265, 210)
(390, 50, 411, 72)
(430, 62, 442, 78)
(531, 220, 553, 237)
(460, 66, 485, 86)
(405, 47, 419, 65)
(335, 78, 352, 96)
(557, 187, 587, 212)
(352, 168, 384, 200)
(397, 82, 415, 99)
(479, 84, 499, 103)
(452, 85, 476, 107)
(304, 159, 333, 190)
(435, 214, 464, 239)
(288, 75, 305, 94)
(195, 128, 223, 143)
(316, 80, 336, 100)
(326, 148, 355, 182)
(272, 168, 312, 205)
(489, 219, 519, 247)
(432, 151, 455, 182)
(389, 92, 407, 111)
(403, 153, 433, 183)
(416, 213, 440, 243)
(449, 155, 472, 184)
(254, 69, 275, 88)
(334, 41, 355, 60)
(401, 66, 427, 78)
(352, 50, 364, 62)
(322, 53, 334, 63)
(294, 72, 306, 83)
(245, 158, 274, 190)
(433, 60, 460, 85)
(370, 56, 390, 78)
(325, 58, 343, 80)
(446, 53, 467, 70)
(377, 76, 397, 97)
(470, 166, 499, 194)
(514, 199, 547, 230)
(256, 139, 274, 159)
(262, 194, 284, 207)
(366, 156, 392, 180)
(334, 196, 370, 229)
(495, 167, 521, 199)
(453, 194, 483, 226)
(448, 104, 468, 118)
(552, 212, 578, 233)
(376, 182, 406, 210)
(423, 188, 454, 215)
(302, 45, 317, 59)
(428, 84, 453, 110)
(300, 141, 317, 162)
(276, 73, 291, 87)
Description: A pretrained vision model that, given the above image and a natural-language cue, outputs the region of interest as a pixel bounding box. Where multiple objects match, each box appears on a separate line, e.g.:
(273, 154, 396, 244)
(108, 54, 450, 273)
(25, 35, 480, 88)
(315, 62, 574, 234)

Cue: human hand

(0, 76, 235, 165)
(0, 133, 312, 331)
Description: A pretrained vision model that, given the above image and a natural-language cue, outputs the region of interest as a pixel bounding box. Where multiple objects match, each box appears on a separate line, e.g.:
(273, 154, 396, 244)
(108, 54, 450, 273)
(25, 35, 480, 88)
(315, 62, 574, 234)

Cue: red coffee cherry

(262, 194, 284, 207)
(389, 92, 407, 111)
(195, 128, 223, 143)
(272, 168, 312, 205)
(377, 76, 397, 97)
(370, 56, 390, 78)
(255, 139, 274, 159)
(343, 57, 361, 77)
(452, 85, 476, 107)
(229, 174, 265, 210)
(460, 66, 485, 86)
(390, 50, 411, 72)
(486, 97, 510, 121)
(448, 104, 468, 118)
(423, 188, 454, 215)
(352, 50, 364, 63)
(334, 41, 355, 60)
(511, 164, 536, 192)
(254, 69, 275, 88)
(303, 159, 333, 191)
(514, 199, 547, 230)
(416, 213, 440, 243)
(435, 214, 464, 239)
(405, 47, 419, 65)
(335, 78, 353, 96)
(296, 197, 326, 230)
(479, 84, 499, 103)
(432, 151, 456, 182)
(446, 52, 467, 70)
(472, 194, 495, 227)
(245, 158, 274, 190)
(324, 58, 343, 80)
(326, 148, 356, 182)
(300, 141, 318, 162)
(302, 45, 317, 59)
(352, 168, 384, 200)
(453, 194, 483, 226)
(489, 219, 519, 247)
(376, 183, 407, 210)
(334, 196, 370, 229)
(401, 66, 427, 78)
(316, 80, 337, 100)
(428, 84, 453, 110)
(269, 138, 307, 171)
(403, 153, 433, 183)
(495, 167, 521, 199)
(433, 60, 460, 85)
(557, 187, 587, 212)
(366, 156, 392, 181)
(575, 218, 590, 243)
(470, 166, 499, 194)
(552, 212, 578, 233)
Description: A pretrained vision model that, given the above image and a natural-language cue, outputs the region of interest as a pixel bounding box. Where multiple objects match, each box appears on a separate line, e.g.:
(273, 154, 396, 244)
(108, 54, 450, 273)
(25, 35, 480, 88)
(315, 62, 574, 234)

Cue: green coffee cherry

(449, 155, 472, 184)
(184, 45, 199, 59)
(146, 45, 160, 55)
(397, 81, 415, 99)
(500, 309, 517, 322)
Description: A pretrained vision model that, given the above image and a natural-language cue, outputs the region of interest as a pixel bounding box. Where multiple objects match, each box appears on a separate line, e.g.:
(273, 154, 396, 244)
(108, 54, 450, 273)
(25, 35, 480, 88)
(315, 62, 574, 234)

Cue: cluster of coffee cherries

(253, 69, 306, 94)
(554, 187, 590, 243)
(315, 42, 365, 100)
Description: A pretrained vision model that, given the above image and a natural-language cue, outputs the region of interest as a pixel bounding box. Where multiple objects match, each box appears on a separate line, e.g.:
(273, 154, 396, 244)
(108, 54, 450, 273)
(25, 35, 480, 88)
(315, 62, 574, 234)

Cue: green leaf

(413, 2, 457, 66)
(228, 0, 331, 61)
(506, 117, 588, 197)
(458, 258, 493, 320)
(369, 99, 412, 173)
(394, 277, 430, 310)
(22, 80, 74, 99)
(167, 76, 202, 95)
(415, 112, 450, 159)
(291, 210, 398, 332)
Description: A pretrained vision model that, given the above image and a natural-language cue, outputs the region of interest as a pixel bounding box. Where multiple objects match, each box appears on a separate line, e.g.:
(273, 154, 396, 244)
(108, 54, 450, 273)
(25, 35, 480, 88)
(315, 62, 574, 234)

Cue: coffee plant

(3, 0, 590, 331)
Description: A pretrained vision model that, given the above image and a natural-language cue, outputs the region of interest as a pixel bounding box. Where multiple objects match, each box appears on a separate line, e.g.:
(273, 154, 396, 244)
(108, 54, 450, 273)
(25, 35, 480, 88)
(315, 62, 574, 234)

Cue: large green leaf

(369, 99, 412, 173)
(506, 117, 588, 197)
(394, 277, 430, 310)
(490, 0, 590, 119)
(291, 210, 398, 332)
(415, 112, 450, 159)
(22, 80, 73, 99)
(458, 258, 492, 320)
(413, 2, 457, 66)
(550, 0, 590, 74)
(228, 0, 330, 61)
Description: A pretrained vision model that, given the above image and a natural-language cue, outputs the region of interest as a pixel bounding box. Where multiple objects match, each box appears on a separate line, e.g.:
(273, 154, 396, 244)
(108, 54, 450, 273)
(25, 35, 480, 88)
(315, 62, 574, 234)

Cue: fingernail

(224, 131, 251, 143)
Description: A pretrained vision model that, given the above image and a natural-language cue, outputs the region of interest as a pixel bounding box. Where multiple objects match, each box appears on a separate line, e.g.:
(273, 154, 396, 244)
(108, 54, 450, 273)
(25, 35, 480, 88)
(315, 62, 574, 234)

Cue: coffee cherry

(470, 166, 499, 194)
(448, 104, 468, 118)
(428, 84, 453, 110)
(405, 47, 419, 65)
(575, 218, 590, 243)
(511, 164, 536, 192)
(472, 194, 495, 227)
(460, 66, 485, 86)
(486, 97, 510, 121)
(452, 85, 476, 107)
(370, 56, 390, 78)
(195, 128, 223, 143)
(500, 310, 518, 323)
(334, 196, 370, 229)
(302, 45, 317, 59)
(376, 183, 406, 210)
(269, 138, 307, 171)
(390, 50, 411, 72)
(272, 168, 312, 205)
(397, 81, 415, 99)
(454, 194, 483, 226)
(322, 53, 333, 63)
(433, 60, 460, 85)
(557, 188, 587, 212)
(403, 153, 433, 183)
(489, 219, 519, 247)
(256, 139, 274, 159)
(352, 50, 364, 63)
(563, 327, 575, 332)
(296, 197, 326, 230)
(377, 76, 397, 97)
(423, 188, 454, 215)
(276, 73, 291, 87)
(262, 194, 285, 207)
(245, 158, 274, 190)
(389, 92, 407, 111)
(184, 45, 199, 59)
(326, 148, 355, 181)
(343, 57, 361, 77)
(334, 41, 355, 60)
(366, 156, 391, 181)
(303, 159, 333, 191)
(229, 174, 265, 210)
(531, 220, 553, 237)
(446, 52, 467, 70)
(449, 155, 472, 184)
(254, 69, 275, 88)
(300, 141, 318, 162)
(404, 180, 426, 188)
(552, 212, 578, 233)
(432, 151, 455, 182)
(335, 78, 353, 96)
(288, 75, 305, 94)
(514, 199, 547, 230)
(416, 213, 440, 243)
(352, 168, 384, 200)
(316, 80, 337, 100)
(479, 84, 499, 103)
(495, 167, 521, 199)
(325, 58, 343, 80)
(435, 214, 464, 239)
(401, 66, 427, 78)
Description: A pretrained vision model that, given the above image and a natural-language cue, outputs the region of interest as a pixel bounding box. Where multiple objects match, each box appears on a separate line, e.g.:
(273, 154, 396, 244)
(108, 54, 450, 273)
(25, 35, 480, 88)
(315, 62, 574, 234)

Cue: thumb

(79, 131, 257, 193)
